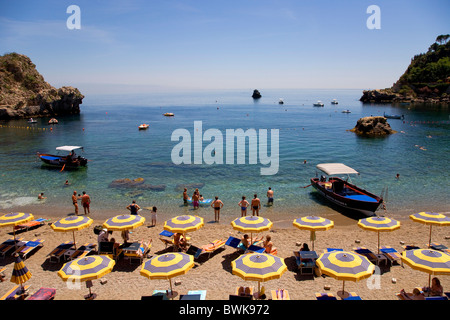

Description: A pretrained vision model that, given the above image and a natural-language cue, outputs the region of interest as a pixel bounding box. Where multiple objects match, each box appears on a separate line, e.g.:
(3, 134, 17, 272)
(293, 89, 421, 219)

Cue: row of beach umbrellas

(0, 211, 449, 299)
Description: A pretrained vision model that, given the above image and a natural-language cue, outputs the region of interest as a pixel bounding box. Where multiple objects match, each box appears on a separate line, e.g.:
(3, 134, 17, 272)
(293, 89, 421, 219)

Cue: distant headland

(0, 53, 84, 120)
(360, 35, 450, 104)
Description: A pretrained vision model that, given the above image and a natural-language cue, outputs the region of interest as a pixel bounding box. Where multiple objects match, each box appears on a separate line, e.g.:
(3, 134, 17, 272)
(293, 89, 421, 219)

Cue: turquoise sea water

(0, 89, 449, 220)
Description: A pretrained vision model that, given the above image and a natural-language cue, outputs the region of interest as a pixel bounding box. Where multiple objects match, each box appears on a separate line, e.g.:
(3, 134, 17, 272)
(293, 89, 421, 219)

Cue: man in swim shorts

(183, 188, 188, 206)
(211, 196, 224, 222)
(251, 194, 261, 216)
(238, 196, 249, 217)
(81, 191, 91, 215)
(126, 200, 140, 215)
(72, 191, 79, 215)
(267, 187, 274, 206)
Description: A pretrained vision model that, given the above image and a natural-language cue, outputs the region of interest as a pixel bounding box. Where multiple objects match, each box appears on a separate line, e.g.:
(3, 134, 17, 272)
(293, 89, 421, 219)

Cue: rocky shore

(360, 88, 449, 104)
(0, 53, 84, 120)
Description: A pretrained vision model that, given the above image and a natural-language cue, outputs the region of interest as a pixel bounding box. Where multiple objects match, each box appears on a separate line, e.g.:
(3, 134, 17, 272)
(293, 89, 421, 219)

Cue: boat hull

(38, 153, 88, 168)
(310, 177, 382, 217)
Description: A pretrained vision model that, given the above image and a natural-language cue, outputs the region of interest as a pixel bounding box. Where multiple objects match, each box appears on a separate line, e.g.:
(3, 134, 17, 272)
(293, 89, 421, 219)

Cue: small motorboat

(28, 118, 37, 123)
(48, 118, 58, 124)
(163, 113, 174, 117)
(313, 101, 324, 107)
(383, 112, 404, 120)
(38, 146, 88, 169)
(278, 98, 284, 105)
(342, 110, 351, 113)
(138, 124, 149, 130)
(331, 99, 339, 104)
(309, 163, 383, 217)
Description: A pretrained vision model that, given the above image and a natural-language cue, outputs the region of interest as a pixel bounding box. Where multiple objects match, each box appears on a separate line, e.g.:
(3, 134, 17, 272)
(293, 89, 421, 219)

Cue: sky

(0, 0, 449, 94)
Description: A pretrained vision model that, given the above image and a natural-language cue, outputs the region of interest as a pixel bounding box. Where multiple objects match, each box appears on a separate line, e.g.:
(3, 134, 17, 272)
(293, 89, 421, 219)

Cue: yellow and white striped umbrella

(103, 214, 145, 231)
(316, 250, 375, 298)
(358, 216, 400, 253)
(410, 212, 450, 246)
(51, 216, 93, 250)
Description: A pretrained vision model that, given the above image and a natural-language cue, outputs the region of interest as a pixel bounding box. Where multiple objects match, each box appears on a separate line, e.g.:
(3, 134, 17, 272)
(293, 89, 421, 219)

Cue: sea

(0, 89, 449, 222)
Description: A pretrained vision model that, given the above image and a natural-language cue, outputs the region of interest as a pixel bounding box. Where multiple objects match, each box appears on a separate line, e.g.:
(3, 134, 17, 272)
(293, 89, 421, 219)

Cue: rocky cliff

(360, 36, 450, 104)
(350, 116, 396, 136)
(0, 53, 84, 120)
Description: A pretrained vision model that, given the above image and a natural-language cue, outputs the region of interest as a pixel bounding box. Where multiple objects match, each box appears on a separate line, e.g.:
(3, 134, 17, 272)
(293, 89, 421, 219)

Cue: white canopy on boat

(316, 163, 359, 175)
(56, 146, 83, 152)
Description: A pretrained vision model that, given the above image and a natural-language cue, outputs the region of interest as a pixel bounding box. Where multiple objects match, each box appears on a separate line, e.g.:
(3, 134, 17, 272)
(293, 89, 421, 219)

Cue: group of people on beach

(71, 191, 91, 215)
(183, 187, 275, 222)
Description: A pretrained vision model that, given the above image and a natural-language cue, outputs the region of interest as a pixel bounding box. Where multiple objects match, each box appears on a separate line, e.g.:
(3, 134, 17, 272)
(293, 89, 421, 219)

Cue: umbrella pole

(73, 231, 77, 250)
(378, 231, 380, 254)
(428, 225, 432, 247)
(169, 278, 173, 299)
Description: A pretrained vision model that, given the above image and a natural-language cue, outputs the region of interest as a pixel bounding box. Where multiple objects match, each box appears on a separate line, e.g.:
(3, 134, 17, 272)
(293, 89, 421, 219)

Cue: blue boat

(383, 112, 404, 120)
(38, 146, 87, 168)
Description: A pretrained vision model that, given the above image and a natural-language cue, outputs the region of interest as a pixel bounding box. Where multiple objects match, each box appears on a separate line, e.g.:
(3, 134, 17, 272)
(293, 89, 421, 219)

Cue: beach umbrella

(231, 253, 287, 297)
(409, 212, 450, 247)
(231, 216, 273, 241)
(164, 215, 204, 235)
(357, 216, 400, 254)
(0, 212, 34, 247)
(58, 255, 115, 299)
(401, 248, 450, 289)
(10, 254, 32, 293)
(316, 250, 375, 299)
(103, 214, 146, 231)
(51, 215, 93, 250)
(293, 216, 334, 251)
(140, 252, 194, 299)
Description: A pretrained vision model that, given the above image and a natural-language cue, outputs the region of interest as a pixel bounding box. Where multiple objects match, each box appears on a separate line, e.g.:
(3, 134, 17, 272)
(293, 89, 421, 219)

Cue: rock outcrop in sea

(252, 89, 262, 99)
(350, 116, 397, 136)
(109, 178, 166, 191)
(0, 53, 84, 120)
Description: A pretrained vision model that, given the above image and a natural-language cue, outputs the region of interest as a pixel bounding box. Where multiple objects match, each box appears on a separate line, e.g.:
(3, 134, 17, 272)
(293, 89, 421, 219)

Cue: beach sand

(1, 205, 449, 301)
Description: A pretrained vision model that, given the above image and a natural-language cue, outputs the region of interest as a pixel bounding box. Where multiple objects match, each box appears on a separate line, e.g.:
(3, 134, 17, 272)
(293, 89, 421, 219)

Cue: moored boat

(163, 113, 174, 117)
(278, 98, 284, 104)
(48, 118, 58, 124)
(138, 124, 149, 130)
(38, 146, 87, 169)
(342, 110, 351, 113)
(28, 118, 37, 123)
(313, 101, 324, 107)
(310, 163, 383, 217)
(331, 99, 338, 104)
(383, 112, 404, 120)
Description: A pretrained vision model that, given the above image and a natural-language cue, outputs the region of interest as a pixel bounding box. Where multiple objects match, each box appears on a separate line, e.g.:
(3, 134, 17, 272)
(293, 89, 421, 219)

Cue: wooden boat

(310, 163, 383, 216)
(138, 124, 149, 130)
(38, 146, 87, 169)
(48, 118, 58, 124)
(383, 112, 404, 120)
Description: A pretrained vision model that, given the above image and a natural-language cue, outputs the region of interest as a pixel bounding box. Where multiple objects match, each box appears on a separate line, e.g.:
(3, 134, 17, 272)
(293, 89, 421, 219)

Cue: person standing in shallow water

(72, 191, 79, 215)
(251, 194, 261, 216)
(81, 191, 91, 215)
(127, 200, 140, 215)
(211, 196, 224, 222)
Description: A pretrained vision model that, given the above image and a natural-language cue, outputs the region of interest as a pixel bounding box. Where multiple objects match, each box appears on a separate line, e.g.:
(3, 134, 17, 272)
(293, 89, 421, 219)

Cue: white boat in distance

(313, 101, 324, 107)
(331, 99, 338, 104)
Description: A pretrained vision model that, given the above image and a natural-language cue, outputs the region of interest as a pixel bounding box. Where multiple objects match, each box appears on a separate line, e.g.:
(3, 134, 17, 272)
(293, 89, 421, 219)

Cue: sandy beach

(1, 203, 449, 302)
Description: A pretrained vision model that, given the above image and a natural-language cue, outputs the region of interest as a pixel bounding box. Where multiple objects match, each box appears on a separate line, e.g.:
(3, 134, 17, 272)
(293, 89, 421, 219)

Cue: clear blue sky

(0, 0, 449, 94)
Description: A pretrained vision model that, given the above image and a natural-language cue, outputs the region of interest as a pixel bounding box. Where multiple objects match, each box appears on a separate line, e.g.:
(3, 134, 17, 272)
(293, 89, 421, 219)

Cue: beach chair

(47, 241, 74, 263)
(225, 236, 242, 250)
(123, 239, 152, 264)
(0, 285, 30, 300)
(353, 247, 377, 264)
(14, 218, 49, 233)
(245, 244, 265, 254)
(27, 287, 56, 300)
(13, 238, 45, 259)
(428, 242, 450, 254)
(187, 240, 227, 260)
(293, 250, 317, 275)
(187, 290, 206, 300)
(159, 230, 174, 248)
(343, 292, 362, 300)
(0, 238, 25, 259)
(315, 292, 337, 300)
(67, 243, 97, 260)
(380, 246, 402, 266)
(271, 289, 290, 300)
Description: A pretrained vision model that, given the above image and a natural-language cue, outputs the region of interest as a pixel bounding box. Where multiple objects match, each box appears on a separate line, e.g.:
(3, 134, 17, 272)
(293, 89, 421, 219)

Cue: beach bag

(93, 225, 103, 235)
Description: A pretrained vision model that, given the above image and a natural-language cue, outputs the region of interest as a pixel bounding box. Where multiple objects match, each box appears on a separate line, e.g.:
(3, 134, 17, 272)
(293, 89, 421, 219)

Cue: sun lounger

(428, 242, 450, 254)
(0, 238, 25, 259)
(315, 292, 337, 300)
(294, 250, 318, 275)
(159, 230, 174, 248)
(402, 245, 420, 251)
(343, 292, 362, 300)
(47, 241, 74, 263)
(123, 239, 152, 264)
(14, 218, 50, 232)
(27, 287, 56, 300)
(187, 290, 206, 300)
(380, 246, 402, 266)
(245, 244, 265, 254)
(13, 238, 45, 259)
(326, 248, 343, 252)
(187, 240, 226, 260)
(271, 289, 290, 300)
(67, 243, 97, 261)
(0, 285, 30, 300)
(225, 236, 242, 249)
(353, 247, 377, 264)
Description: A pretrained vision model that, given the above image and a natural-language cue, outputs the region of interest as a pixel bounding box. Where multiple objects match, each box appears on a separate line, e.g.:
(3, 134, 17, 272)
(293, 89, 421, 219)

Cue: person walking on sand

(126, 200, 140, 215)
(72, 191, 79, 215)
(251, 194, 261, 216)
(151, 206, 157, 227)
(211, 196, 224, 222)
(267, 187, 274, 206)
(81, 191, 91, 215)
(238, 196, 249, 217)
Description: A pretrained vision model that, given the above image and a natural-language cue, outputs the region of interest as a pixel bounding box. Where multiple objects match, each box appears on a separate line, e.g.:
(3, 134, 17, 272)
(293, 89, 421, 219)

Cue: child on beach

(151, 206, 157, 227)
